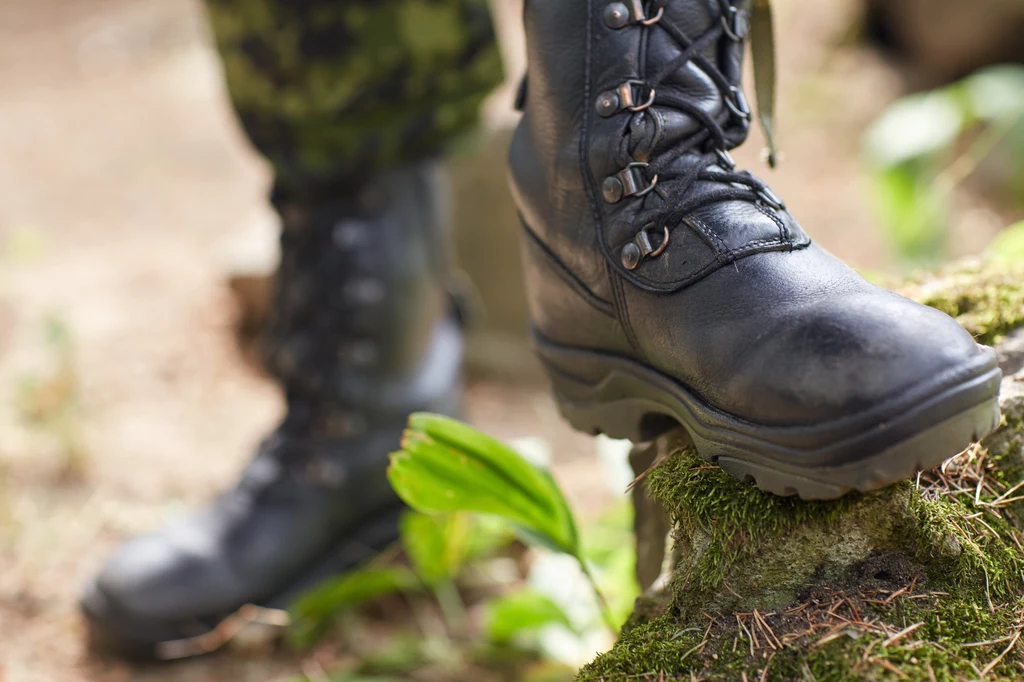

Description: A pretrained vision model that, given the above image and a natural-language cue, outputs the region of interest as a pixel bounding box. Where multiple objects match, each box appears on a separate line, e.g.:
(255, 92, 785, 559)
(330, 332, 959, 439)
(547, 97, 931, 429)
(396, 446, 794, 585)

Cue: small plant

(287, 413, 639, 681)
(388, 413, 618, 631)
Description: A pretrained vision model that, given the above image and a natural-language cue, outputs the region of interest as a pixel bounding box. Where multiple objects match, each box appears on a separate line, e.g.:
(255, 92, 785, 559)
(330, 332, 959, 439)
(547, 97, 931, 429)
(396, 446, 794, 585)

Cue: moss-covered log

(583, 260, 1024, 682)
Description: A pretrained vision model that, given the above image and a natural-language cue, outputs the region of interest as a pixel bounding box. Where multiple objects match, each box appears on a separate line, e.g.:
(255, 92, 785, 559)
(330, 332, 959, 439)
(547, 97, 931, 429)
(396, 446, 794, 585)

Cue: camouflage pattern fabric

(205, 0, 503, 202)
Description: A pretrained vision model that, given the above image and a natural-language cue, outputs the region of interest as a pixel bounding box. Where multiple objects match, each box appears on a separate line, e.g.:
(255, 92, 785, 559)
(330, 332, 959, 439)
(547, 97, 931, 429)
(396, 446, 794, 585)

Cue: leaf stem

(434, 578, 469, 639)
(578, 557, 619, 634)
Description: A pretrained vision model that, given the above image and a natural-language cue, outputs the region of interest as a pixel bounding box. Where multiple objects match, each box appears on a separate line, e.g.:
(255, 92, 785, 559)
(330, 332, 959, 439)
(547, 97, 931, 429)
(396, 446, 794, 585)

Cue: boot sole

(535, 331, 1003, 500)
(81, 506, 404, 661)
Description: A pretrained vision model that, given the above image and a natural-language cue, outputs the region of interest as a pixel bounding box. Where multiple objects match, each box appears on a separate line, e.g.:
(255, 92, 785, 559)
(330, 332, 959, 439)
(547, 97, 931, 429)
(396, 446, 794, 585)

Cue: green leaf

(863, 90, 965, 167)
(987, 221, 1024, 262)
(485, 589, 575, 644)
(288, 565, 417, 649)
(464, 514, 515, 560)
(388, 413, 579, 557)
(399, 511, 470, 586)
(869, 164, 949, 264)
(963, 65, 1024, 121)
(581, 502, 641, 627)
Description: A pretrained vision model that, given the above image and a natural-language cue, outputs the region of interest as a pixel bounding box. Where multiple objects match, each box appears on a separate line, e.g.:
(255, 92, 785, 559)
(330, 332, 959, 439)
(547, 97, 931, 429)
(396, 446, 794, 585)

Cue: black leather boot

(81, 162, 461, 659)
(510, 0, 1002, 500)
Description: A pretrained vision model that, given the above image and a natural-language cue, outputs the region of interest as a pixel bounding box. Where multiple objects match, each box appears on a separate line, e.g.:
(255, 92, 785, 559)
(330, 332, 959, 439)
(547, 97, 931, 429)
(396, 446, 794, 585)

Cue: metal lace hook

(621, 224, 671, 270)
(640, 6, 664, 26)
(647, 225, 671, 257)
(720, 6, 746, 41)
(626, 82, 656, 112)
(634, 171, 660, 198)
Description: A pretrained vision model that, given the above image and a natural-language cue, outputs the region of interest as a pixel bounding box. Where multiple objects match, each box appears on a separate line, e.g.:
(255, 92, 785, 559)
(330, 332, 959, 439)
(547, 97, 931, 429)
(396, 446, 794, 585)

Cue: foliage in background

(863, 65, 1024, 265)
(987, 220, 1024, 263)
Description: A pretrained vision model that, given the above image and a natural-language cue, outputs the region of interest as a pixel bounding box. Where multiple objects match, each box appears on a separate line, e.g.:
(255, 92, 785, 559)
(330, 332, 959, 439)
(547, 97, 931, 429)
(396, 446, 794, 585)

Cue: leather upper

(511, 0, 989, 428)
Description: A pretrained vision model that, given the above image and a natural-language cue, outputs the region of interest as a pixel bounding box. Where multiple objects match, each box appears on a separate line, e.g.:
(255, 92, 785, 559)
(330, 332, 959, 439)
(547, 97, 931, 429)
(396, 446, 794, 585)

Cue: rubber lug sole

(535, 332, 1003, 501)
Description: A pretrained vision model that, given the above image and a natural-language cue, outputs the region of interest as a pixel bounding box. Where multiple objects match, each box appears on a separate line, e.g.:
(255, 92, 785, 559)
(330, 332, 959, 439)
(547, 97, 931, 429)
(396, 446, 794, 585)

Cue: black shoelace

(610, 0, 782, 268)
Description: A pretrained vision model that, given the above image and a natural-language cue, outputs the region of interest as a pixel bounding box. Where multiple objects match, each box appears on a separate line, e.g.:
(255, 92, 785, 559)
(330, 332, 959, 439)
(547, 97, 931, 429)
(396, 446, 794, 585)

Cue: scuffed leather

(622, 246, 982, 425)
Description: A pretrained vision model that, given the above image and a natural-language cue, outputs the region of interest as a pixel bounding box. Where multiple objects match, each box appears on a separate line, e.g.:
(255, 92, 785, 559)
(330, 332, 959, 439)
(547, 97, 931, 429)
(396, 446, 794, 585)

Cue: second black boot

(510, 0, 1002, 500)
(81, 162, 461, 659)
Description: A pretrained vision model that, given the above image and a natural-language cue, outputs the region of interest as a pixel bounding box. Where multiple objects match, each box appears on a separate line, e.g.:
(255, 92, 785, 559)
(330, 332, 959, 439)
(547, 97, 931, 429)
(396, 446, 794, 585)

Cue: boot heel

(548, 386, 677, 443)
(537, 336, 679, 443)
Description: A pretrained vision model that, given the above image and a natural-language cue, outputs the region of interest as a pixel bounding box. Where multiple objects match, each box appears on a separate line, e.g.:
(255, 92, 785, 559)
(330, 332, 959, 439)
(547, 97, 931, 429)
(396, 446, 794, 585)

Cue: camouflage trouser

(205, 0, 503, 203)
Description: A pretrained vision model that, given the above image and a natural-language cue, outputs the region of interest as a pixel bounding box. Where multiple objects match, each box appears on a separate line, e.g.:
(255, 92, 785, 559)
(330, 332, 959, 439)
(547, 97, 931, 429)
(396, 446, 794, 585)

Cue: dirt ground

(0, 1, 985, 681)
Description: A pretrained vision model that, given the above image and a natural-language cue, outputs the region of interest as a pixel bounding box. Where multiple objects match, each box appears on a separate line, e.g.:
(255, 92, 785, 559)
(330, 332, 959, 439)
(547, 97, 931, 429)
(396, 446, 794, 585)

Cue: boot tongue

(629, 1, 749, 162)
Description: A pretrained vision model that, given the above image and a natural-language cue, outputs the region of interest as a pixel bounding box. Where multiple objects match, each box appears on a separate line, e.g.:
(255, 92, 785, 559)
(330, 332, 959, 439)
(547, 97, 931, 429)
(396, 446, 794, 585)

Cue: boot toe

(91, 524, 232, 622)
(81, 511, 240, 657)
(726, 290, 988, 426)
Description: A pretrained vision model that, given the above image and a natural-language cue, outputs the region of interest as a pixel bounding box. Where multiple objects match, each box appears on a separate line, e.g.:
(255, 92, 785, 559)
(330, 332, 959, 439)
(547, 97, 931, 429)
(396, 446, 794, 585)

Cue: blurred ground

(0, 0, 986, 681)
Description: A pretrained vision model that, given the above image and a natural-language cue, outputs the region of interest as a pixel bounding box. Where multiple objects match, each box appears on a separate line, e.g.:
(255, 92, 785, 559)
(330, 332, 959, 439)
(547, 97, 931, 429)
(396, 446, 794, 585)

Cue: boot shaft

(266, 162, 460, 421)
(510, 0, 753, 298)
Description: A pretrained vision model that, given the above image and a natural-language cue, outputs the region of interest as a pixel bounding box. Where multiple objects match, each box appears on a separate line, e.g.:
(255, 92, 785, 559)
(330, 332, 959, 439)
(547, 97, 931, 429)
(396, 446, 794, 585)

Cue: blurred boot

(510, 0, 1002, 500)
(82, 162, 461, 658)
(81, 0, 502, 659)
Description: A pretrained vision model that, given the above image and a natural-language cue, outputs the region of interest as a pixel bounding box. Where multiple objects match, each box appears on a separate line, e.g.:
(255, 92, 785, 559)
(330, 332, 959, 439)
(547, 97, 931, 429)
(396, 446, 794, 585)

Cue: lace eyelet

(597, 81, 656, 118)
(303, 457, 348, 488)
(639, 7, 664, 26)
(756, 186, 786, 211)
(603, 1, 663, 29)
(622, 224, 671, 270)
(603, 162, 658, 203)
(715, 148, 736, 170)
(623, 80, 656, 112)
(725, 86, 752, 122)
(721, 6, 747, 41)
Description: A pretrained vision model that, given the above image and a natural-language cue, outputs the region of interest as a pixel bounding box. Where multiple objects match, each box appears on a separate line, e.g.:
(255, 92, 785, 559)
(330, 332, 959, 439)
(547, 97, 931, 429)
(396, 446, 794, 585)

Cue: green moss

(901, 258, 1024, 345)
(582, 426, 1024, 681)
(910, 492, 1024, 602)
(581, 572, 1024, 682)
(581, 595, 1024, 682)
(644, 451, 922, 621)
(646, 450, 861, 594)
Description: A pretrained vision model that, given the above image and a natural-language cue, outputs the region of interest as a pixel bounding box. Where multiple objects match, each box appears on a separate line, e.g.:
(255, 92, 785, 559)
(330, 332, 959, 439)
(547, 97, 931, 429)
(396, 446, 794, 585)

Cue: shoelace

(608, 0, 782, 270)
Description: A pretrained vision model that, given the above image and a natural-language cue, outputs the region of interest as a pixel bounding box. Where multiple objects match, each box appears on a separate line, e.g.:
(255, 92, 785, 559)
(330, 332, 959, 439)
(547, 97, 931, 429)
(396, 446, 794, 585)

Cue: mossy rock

(582, 260, 1024, 682)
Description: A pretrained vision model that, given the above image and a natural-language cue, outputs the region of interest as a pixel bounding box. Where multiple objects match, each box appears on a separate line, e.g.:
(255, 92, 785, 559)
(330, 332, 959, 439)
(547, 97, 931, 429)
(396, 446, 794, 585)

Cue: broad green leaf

(987, 221, 1024, 262)
(863, 90, 964, 167)
(464, 514, 515, 560)
(399, 511, 470, 586)
(288, 565, 417, 648)
(485, 589, 575, 643)
(388, 413, 579, 557)
(964, 65, 1024, 121)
